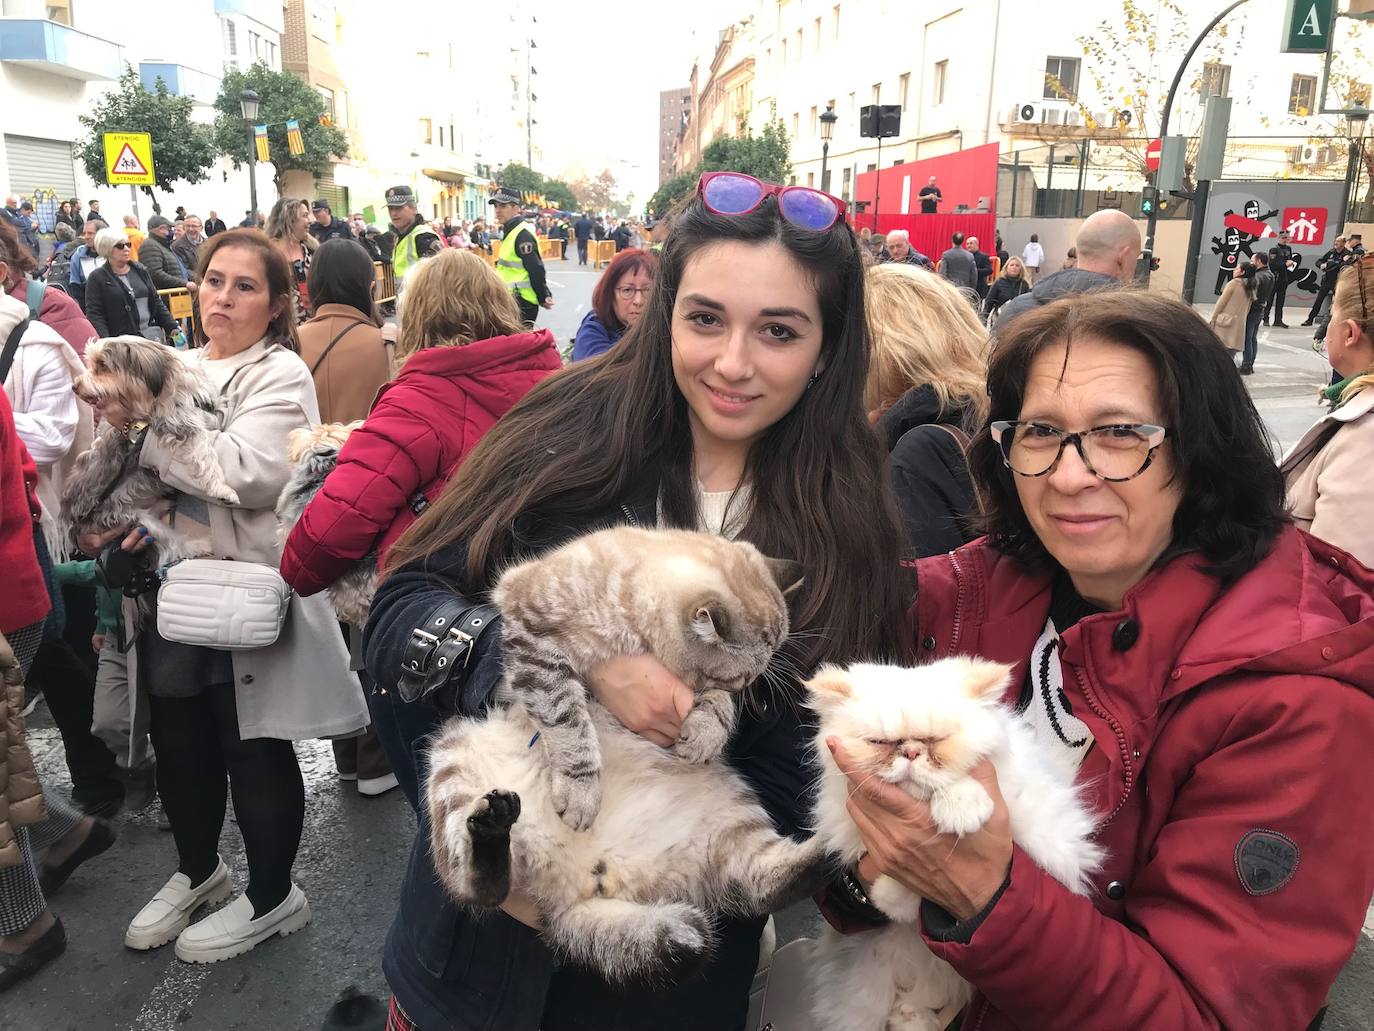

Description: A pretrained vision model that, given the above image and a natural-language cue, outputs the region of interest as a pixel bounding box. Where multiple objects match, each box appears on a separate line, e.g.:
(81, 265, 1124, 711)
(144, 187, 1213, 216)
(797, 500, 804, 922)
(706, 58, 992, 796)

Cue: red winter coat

(0, 391, 49, 635)
(280, 330, 561, 597)
(909, 528, 1374, 1031)
(9, 279, 96, 357)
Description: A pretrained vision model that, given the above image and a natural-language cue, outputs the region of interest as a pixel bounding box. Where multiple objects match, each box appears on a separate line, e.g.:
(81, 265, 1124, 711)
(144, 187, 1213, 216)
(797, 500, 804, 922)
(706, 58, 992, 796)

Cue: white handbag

(156, 559, 292, 650)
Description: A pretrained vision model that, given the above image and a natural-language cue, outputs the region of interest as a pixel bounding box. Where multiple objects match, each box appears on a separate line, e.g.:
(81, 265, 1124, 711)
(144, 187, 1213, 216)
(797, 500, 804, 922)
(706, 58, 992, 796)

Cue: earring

(807, 370, 820, 390)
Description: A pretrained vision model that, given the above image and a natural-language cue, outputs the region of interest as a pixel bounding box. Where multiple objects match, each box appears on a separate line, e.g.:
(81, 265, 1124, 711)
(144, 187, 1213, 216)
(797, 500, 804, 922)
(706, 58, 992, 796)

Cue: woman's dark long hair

(389, 193, 912, 668)
(307, 238, 382, 326)
(972, 290, 1288, 585)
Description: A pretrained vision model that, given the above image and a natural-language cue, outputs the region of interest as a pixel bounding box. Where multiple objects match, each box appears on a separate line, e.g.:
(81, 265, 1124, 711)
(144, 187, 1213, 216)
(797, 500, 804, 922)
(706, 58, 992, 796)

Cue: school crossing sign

(103, 132, 155, 186)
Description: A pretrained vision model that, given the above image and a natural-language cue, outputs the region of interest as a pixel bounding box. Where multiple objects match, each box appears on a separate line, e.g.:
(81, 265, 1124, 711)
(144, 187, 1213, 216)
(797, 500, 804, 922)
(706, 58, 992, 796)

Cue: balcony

(140, 62, 221, 105)
(0, 17, 123, 81)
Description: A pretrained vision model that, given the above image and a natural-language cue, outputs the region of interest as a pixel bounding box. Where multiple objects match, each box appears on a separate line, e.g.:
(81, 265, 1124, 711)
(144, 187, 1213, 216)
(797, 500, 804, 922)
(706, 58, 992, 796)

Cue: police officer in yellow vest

(384, 185, 440, 293)
(489, 186, 553, 325)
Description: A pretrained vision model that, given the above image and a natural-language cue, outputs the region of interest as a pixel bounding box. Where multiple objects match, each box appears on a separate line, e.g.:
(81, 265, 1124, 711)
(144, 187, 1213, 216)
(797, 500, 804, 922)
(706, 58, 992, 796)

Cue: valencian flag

(286, 119, 305, 157)
(253, 125, 270, 162)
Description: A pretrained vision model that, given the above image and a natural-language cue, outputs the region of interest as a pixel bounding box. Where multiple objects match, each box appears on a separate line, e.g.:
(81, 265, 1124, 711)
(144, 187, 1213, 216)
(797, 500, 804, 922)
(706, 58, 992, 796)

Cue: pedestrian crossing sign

(103, 132, 155, 185)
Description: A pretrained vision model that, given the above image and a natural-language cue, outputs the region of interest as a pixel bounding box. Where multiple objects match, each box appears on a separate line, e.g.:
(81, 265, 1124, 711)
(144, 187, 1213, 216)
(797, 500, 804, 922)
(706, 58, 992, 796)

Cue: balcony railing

(0, 18, 123, 81)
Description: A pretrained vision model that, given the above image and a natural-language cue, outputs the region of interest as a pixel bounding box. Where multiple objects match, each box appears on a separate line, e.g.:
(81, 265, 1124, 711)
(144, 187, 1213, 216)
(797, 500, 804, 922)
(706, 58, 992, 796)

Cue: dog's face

(286, 421, 360, 465)
(75, 336, 182, 420)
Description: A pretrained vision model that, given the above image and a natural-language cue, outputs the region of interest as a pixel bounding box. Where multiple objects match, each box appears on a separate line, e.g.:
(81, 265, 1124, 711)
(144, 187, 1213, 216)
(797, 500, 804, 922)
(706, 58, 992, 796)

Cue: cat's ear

(958, 658, 1013, 702)
(691, 603, 731, 641)
(763, 557, 805, 598)
(805, 664, 853, 710)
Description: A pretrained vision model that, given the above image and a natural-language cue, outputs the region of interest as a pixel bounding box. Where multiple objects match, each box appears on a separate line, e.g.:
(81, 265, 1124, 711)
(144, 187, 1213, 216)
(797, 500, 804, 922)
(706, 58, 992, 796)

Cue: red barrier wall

(853, 142, 1000, 240)
(871, 213, 998, 265)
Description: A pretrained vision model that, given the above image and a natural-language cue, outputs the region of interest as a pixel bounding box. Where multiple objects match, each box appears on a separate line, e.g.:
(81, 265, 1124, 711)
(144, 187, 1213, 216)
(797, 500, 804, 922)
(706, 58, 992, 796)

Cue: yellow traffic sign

(103, 132, 155, 186)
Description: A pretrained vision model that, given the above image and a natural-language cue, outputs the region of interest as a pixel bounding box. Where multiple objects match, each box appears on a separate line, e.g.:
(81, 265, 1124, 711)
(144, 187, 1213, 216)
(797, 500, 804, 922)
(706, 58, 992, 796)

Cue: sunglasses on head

(697, 172, 847, 232)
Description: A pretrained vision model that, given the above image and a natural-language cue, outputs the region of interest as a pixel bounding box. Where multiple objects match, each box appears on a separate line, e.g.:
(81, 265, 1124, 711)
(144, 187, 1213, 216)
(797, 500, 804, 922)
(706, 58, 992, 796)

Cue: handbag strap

(309, 319, 365, 375)
(0, 316, 29, 383)
(929, 422, 971, 451)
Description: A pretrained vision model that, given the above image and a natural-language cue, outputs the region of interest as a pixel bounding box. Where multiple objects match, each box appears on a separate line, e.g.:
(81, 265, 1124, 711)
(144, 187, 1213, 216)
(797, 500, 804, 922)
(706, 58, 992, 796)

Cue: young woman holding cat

(364, 173, 911, 1030)
(826, 291, 1374, 1030)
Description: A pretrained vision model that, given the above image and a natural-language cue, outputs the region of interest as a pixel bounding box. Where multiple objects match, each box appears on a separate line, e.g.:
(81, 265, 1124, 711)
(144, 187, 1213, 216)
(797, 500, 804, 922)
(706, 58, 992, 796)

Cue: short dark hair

(970, 290, 1288, 586)
(306, 238, 382, 326)
(590, 248, 657, 332)
(952, 231, 965, 246)
(1253, 251, 1268, 265)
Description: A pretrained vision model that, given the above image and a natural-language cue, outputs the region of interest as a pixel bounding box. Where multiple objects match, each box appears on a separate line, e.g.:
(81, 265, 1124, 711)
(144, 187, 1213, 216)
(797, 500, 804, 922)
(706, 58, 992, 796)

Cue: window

(221, 17, 237, 57)
(795, 29, 802, 58)
(810, 106, 818, 136)
(1044, 56, 1079, 101)
(814, 17, 822, 52)
(871, 82, 882, 105)
(899, 72, 910, 111)
(438, 127, 444, 147)
(833, 5, 841, 40)
(848, 91, 856, 115)
(1199, 61, 1231, 100)
(866, 163, 877, 172)
(841, 166, 851, 201)
(317, 86, 336, 124)
(893, 159, 905, 165)
(782, 38, 788, 64)
(45, 1, 73, 26)
(1289, 74, 1317, 116)
(419, 118, 432, 144)
(789, 176, 798, 186)
(807, 172, 815, 187)
(336, 90, 348, 129)
(933, 61, 947, 106)
(792, 112, 800, 138)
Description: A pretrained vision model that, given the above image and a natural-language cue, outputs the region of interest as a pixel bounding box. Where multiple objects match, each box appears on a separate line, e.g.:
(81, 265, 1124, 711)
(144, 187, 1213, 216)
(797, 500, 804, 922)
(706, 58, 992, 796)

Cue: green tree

(542, 178, 578, 210)
(648, 116, 792, 217)
(494, 161, 544, 194)
(76, 65, 218, 214)
(212, 63, 349, 193)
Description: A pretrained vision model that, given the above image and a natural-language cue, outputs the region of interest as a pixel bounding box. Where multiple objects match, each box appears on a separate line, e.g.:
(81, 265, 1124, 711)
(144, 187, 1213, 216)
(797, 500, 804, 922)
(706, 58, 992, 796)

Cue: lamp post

(239, 88, 260, 225)
(819, 103, 837, 194)
(1344, 105, 1369, 228)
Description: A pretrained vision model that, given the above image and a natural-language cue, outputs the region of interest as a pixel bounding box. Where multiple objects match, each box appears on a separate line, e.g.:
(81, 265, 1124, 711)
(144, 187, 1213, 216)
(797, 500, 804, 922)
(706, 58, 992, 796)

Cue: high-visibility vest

(392, 226, 421, 284)
(497, 226, 538, 304)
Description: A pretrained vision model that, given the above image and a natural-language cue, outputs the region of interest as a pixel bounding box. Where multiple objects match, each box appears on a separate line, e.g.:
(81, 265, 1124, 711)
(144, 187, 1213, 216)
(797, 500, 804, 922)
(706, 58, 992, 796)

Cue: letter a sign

(103, 131, 155, 186)
(1282, 0, 1332, 54)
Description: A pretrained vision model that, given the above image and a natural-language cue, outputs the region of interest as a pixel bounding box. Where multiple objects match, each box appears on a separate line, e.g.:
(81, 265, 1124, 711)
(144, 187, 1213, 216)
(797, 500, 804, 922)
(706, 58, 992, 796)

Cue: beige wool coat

(296, 303, 395, 424)
(0, 633, 45, 868)
(139, 340, 369, 740)
(1281, 385, 1374, 569)
(1209, 277, 1252, 352)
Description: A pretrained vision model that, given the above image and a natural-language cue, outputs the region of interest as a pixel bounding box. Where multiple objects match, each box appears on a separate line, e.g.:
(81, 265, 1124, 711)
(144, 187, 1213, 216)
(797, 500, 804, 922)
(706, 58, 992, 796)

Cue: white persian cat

(806, 657, 1105, 1031)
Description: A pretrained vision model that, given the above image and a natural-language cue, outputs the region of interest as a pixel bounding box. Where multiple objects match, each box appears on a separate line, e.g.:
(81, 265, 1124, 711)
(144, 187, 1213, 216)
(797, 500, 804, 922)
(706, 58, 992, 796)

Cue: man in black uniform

(489, 186, 553, 326)
(1265, 229, 1294, 328)
(1302, 235, 1350, 325)
(309, 199, 354, 245)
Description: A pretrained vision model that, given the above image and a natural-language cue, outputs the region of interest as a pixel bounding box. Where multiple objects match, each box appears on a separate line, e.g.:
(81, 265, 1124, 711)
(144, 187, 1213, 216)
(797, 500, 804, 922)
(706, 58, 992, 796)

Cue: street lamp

(239, 88, 260, 226)
(819, 103, 838, 193)
(1347, 105, 1370, 224)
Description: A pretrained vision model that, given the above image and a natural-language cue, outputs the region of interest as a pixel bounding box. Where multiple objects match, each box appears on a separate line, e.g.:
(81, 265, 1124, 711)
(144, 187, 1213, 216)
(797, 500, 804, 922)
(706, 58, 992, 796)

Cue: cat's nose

(902, 745, 923, 760)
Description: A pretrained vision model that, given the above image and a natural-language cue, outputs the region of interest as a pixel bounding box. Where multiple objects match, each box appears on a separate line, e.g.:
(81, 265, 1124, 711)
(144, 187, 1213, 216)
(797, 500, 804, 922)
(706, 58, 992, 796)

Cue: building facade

(659, 86, 690, 185)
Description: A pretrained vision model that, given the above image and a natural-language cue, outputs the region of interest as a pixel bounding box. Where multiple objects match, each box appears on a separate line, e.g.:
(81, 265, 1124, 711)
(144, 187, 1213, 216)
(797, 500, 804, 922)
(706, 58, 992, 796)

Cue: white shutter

(5, 135, 78, 198)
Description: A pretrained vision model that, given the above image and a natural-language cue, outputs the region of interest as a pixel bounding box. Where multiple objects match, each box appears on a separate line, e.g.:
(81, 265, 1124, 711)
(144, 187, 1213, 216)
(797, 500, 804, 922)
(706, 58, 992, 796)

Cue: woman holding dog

(73, 229, 367, 965)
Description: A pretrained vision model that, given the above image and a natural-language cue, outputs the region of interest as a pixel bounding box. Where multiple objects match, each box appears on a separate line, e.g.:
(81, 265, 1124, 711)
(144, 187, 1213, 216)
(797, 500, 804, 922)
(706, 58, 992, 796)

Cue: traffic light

(1140, 185, 1157, 216)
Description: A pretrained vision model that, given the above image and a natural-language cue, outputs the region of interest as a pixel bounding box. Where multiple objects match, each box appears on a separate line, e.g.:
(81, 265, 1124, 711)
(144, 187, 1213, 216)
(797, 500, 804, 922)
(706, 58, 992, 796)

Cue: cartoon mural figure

(1211, 225, 1243, 295)
(1224, 199, 1281, 258)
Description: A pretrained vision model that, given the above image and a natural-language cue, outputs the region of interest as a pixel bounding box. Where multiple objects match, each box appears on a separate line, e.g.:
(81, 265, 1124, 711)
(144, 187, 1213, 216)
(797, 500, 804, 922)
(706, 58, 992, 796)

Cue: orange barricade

(156, 288, 198, 340)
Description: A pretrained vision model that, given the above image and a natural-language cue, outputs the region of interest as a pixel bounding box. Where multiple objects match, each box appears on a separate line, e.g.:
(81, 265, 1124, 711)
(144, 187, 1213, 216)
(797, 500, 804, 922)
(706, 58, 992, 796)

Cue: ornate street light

(239, 89, 261, 225)
(819, 103, 838, 193)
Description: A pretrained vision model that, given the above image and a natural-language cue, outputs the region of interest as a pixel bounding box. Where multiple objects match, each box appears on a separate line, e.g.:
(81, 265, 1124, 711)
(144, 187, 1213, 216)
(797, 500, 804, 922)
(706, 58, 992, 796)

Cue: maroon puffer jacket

(908, 528, 1374, 1030)
(279, 330, 560, 597)
(9, 279, 96, 357)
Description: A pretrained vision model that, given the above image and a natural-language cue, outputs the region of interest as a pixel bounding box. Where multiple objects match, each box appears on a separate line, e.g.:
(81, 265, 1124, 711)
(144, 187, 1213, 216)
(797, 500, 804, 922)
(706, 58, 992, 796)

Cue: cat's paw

(868, 874, 922, 923)
(551, 773, 602, 831)
(648, 905, 713, 982)
(467, 789, 521, 839)
(674, 707, 729, 764)
(929, 780, 995, 837)
(885, 1005, 944, 1031)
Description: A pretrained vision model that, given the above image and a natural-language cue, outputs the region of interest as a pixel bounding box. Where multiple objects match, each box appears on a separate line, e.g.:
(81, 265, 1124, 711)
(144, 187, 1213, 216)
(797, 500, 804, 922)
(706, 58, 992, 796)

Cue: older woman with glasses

(825, 290, 1374, 1031)
(83, 228, 180, 343)
(571, 248, 658, 361)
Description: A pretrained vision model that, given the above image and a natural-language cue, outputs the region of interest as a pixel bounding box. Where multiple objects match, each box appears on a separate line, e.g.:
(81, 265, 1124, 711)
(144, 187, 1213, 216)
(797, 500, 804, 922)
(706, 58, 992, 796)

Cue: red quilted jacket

(0, 391, 49, 634)
(279, 330, 561, 597)
(909, 527, 1374, 1031)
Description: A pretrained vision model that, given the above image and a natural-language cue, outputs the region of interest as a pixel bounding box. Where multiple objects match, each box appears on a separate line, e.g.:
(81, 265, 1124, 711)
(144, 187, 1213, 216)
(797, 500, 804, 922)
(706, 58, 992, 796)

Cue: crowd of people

(0, 167, 1371, 1031)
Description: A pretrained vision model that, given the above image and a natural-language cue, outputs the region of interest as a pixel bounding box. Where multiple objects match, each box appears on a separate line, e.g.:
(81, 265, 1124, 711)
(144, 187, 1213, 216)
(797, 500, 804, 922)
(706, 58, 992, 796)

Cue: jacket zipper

(948, 550, 966, 653)
(619, 503, 640, 527)
(971, 996, 989, 1030)
(1072, 665, 1135, 822)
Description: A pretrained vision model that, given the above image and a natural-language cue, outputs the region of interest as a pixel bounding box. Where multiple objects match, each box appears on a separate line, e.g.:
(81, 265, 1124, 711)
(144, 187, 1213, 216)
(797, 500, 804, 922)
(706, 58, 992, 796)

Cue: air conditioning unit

(1043, 108, 1064, 125)
(1298, 142, 1320, 164)
(1013, 101, 1041, 124)
(1063, 110, 1083, 126)
(1116, 109, 1133, 127)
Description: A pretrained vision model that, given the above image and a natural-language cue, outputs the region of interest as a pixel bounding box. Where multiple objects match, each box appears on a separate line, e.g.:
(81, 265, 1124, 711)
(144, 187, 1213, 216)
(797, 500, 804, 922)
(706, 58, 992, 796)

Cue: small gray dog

(62, 335, 236, 563)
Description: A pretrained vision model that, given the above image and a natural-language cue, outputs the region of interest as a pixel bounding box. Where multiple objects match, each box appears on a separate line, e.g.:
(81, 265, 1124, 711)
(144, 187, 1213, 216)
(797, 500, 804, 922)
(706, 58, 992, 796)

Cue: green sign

(1282, 0, 1333, 53)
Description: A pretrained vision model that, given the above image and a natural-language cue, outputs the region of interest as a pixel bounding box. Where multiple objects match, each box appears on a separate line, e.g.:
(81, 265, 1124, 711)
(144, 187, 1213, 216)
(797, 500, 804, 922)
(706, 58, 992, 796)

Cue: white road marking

(129, 961, 212, 1030)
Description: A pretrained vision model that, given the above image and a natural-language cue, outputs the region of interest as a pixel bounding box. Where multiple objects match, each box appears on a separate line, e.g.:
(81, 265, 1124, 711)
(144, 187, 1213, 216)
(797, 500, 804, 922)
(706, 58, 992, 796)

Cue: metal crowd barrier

(156, 288, 197, 340)
(374, 261, 397, 304)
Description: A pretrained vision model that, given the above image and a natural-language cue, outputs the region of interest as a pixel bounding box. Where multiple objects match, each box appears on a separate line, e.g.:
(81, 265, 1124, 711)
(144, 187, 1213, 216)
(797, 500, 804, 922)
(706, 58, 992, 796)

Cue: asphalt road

(6, 270, 1371, 1031)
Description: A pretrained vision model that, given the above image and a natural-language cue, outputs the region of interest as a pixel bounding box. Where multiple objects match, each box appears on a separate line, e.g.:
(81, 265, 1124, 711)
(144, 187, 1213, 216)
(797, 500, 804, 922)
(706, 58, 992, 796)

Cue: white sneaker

(125, 859, 232, 950)
(358, 772, 399, 797)
(174, 884, 311, 964)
